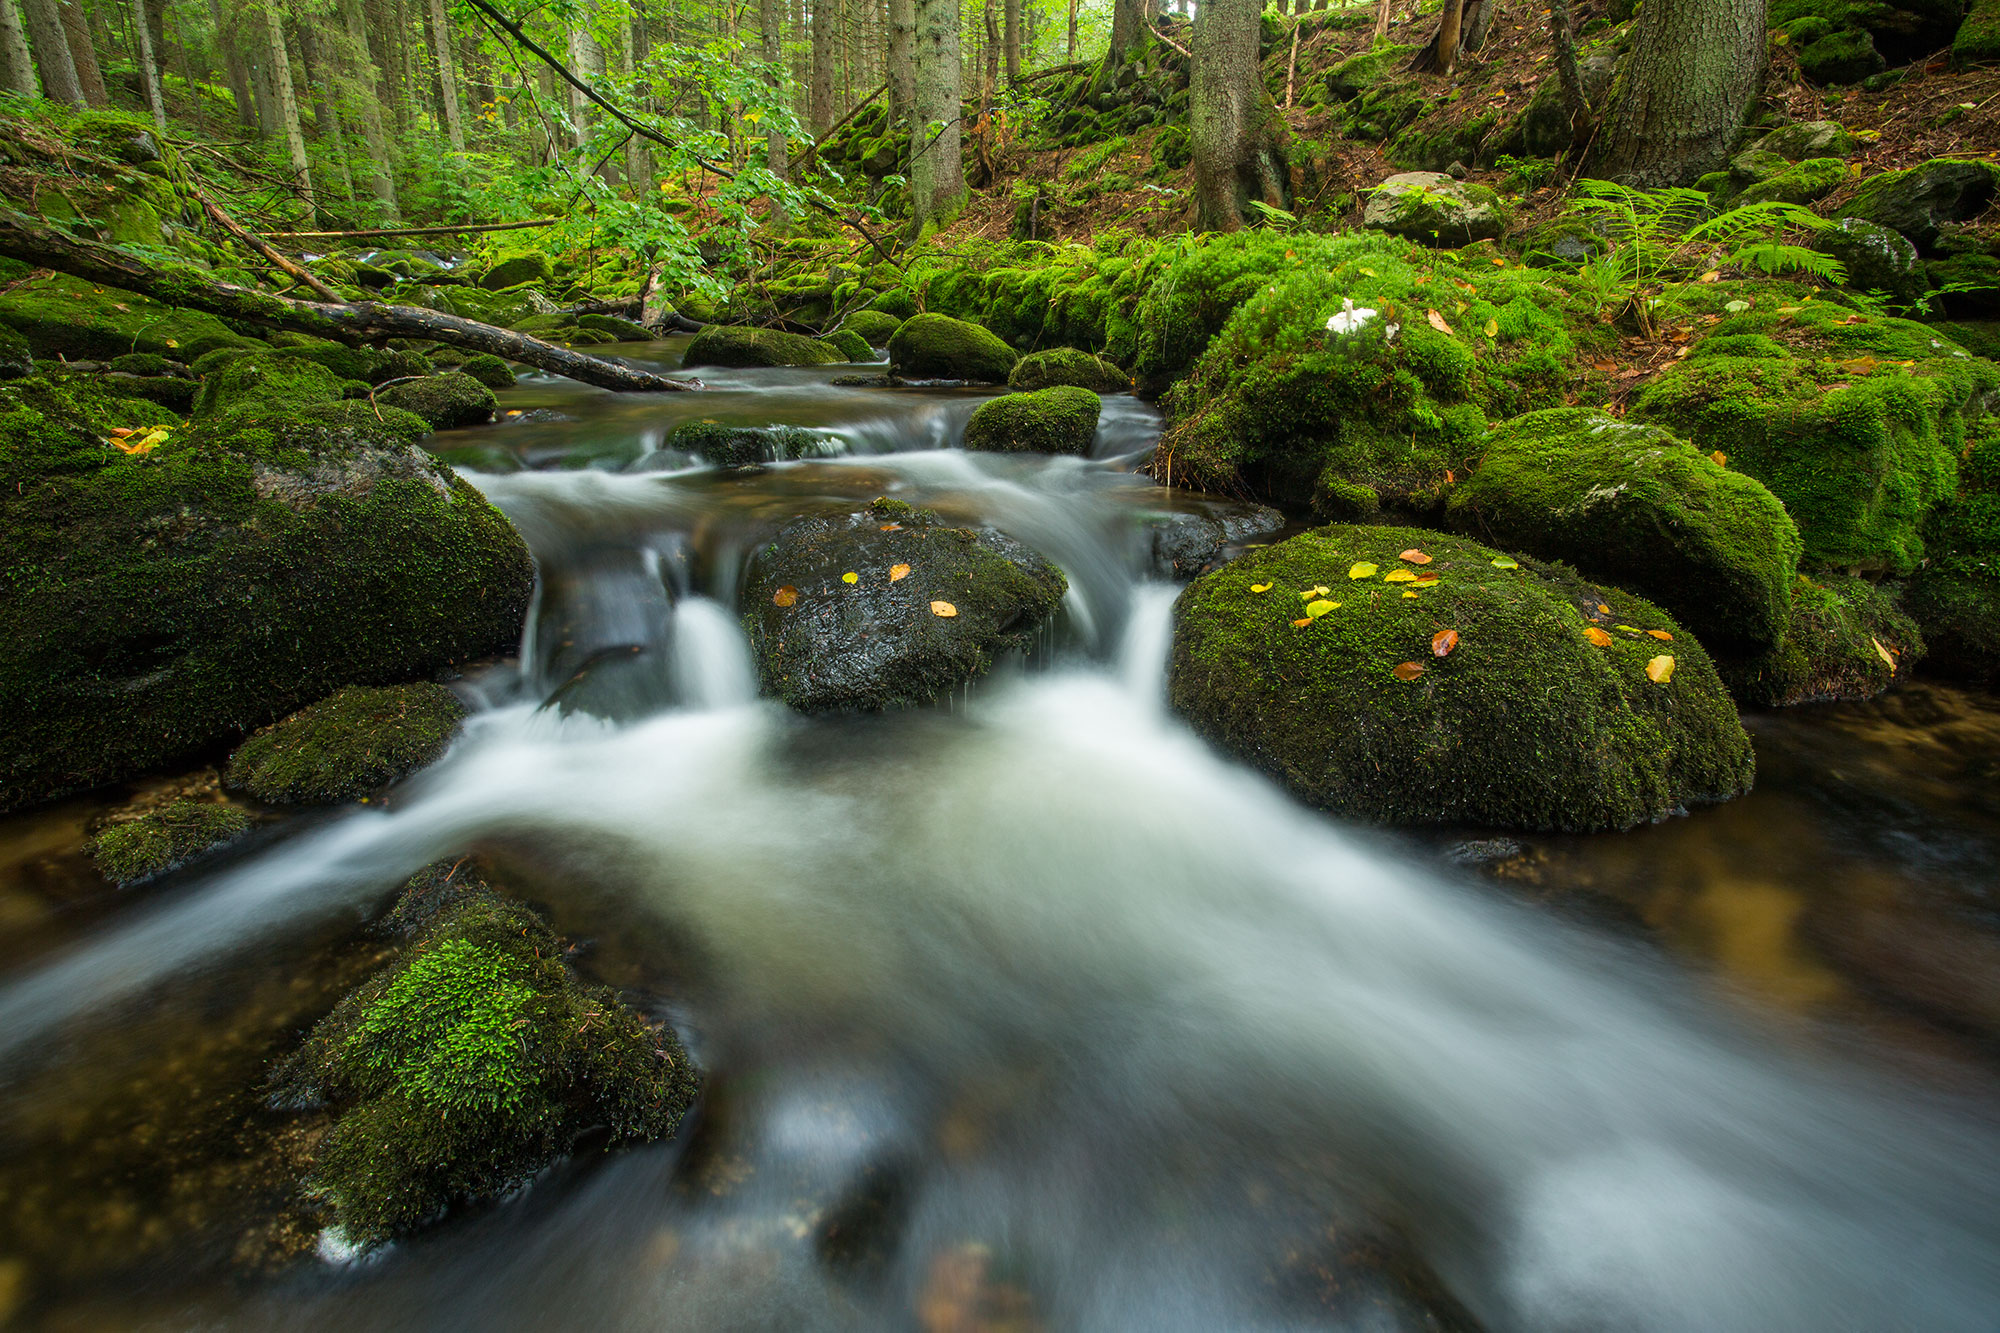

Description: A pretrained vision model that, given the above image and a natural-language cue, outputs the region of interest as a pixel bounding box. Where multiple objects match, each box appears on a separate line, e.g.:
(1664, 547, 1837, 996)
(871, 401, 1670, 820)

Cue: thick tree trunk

(909, 0, 963, 229)
(0, 0, 42, 97)
(295, 24, 354, 203)
(810, 0, 833, 131)
(207, 0, 255, 128)
(20, 0, 80, 104)
(759, 0, 789, 180)
(1065, 0, 1076, 61)
(258, 3, 315, 211)
(1003, 0, 1018, 83)
(426, 0, 466, 150)
(886, 0, 913, 137)
(55, 0, 100, 103)
(129, 0, 166, 125)
(1593, 0, 1766, 186)
(1109, 0, 1142, 58)
(1190, 0, 1287, 231)
(338, 0, 401, 217)
(0, 209, 698, 391)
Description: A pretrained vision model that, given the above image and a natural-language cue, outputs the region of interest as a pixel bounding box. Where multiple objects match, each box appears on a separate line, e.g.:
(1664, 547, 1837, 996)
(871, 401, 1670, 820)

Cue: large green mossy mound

(1447, 409, 1801, 651)
(1008, 346, 1129, 392)
(1722, 574, 1923, 707)
(818, 327, 872, 361)
(836, 309, 904, 345)
(377, 371, 499, 430)
(1169, 526, 1754, 832)
(0, 376, 533, 811)
(272, 862, 698, 1248)
(87, 798, 252, 886)
(1902, 417, 2000, 685)
(226, 683, 468, 804)
(479, 251, 555, 291)
(962, 386, 1101, 455)
(681, 325, 841, 368)
(0, 275, 260, 362)
(742, 498, 1067, 713)
(887, 313, 1019, 382)
(191, 352, 355, 417)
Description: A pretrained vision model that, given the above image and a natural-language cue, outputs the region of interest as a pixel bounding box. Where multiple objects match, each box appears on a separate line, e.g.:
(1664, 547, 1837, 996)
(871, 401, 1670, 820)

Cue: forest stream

(2, 342, 1999, 1331)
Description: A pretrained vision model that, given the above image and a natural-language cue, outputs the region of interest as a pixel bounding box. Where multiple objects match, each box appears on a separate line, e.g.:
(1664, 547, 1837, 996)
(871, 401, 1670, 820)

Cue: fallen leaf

(1645, 654, 1676, 683)
(841, 571, 860, 584)
(1348, 562, 1378, 580)
(930, 600, 958, 618)
(1249, 582, 1271, 593)
(1384, 569, 1418, 583)
(1710, 450, 1727, 467)
(1291, 616, 1314, 628)
(1491, 257, 1505, 266)
(1616, 624, 1643, 633)
(1392, 661, 1425, 681)
(1584, 626, 1614, 647)
(1411, 576, 1440, 587)
(1426, 309, 1453, 335)
(163, 339, 177, 348)
(890, 564, 912, 582)
(1491, 556, 1519, 569)
(1872, 636, 1896, 671)
(773, 586, 799, 607)
(1432, 628, 1459, 656)
(1596, 603, 1610, 615)
(1647, 629, 1673, 641)
(1305, 598, 1338, 617)
(108, 426, 135, 437)
(1698, 270, 1720, 283)
(1400, 549, 1433, 565)
(879, 523, 903, 531)
(1483, 318, 1499, 338)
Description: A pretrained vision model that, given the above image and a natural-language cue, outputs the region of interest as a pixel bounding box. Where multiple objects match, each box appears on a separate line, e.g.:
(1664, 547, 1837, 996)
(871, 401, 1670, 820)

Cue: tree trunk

(294, 24, 354, 203)
(20, 0, 79, 103)
(565, 11, 604, 150)
(206, 0, 254, 127)
(909, 0, 962, 229)
(1593, 0, 1765, 186)
(810, 0, 833, 130)
(1372, 0, 1389, 40)
(55, 0, 100, 103)
(426, 0, 466, 150)
(1547, 0, 1586, 143)
(1190, 0, 1287, 231)
(1066, 0, 1076, 61)
(0, 0, 42, 97)
(760, 0, 789, 184)
(1003, 0, 1018, 83)
(1463, 0, 1496, 50)
(1109, 0, 1142, 57)
(129, 0, 166, 125)
(258, 1, 315, 212)
(338, 0, 400, 217)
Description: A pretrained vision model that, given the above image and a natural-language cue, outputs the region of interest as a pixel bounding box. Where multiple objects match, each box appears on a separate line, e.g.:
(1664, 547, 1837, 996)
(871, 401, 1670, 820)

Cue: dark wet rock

(830, 373, 894, 387)
(1446, 837, 1525, 866)
(668, 420, 838, 467)
(498, 407, 576, 425)
(962, 386, 1102, 455)
(683, 325, 842, 369)
(886, 313, 1019, 383)
(377, 371, 499, 429)
(1216, 502, 1286, 544)
(1816, 217, 1926, 302)
(1147, 511, 1227, 580)
(742, 498, 1067, 712)
(225, 683, 467, 805)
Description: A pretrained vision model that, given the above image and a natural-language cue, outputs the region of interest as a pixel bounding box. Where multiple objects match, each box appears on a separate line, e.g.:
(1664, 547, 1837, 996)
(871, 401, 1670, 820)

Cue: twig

(189, 183, 338, 300)
(1284, 21, 1302, 109)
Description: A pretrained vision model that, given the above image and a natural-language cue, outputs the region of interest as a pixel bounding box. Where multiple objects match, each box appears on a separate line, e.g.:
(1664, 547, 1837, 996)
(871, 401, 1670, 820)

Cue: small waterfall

(670, 598, 759, 709)
(1118, 583, 1180, 709)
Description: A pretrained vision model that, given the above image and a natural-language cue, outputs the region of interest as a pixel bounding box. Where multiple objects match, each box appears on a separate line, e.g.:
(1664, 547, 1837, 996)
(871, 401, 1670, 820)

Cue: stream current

(3, 340, 1999, 1330)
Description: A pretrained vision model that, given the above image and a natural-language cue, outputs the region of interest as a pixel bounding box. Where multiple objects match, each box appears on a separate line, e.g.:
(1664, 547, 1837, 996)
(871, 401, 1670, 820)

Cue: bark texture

(129, 0, 166, 126)
(427, 0, 466, 149)
(1593, 0, 1767, 186)
(909, 0, 963, 229)
(760, 0, 789, 184)
(19, 0, 79, 104)
(258, 2, 315, 210)
(54, 0, 99, 103)
(887, 0, 913, 133)
(1190, 0, 1287, 231)
(0, 0, 32, 99)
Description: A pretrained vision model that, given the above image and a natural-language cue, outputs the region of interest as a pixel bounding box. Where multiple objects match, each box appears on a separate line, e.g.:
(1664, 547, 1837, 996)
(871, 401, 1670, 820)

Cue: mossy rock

(1736, 156, 1851, 206)
(1325, 45, 1418, 102)
(1008, 347, 1129, 392)
(667, 420, 835, 468)
(962, 386, 1102, 455)
(869, 288, 920, 320)
(87, 798, 251, 886)
(270, 861, 698, 1248)
(0, 324, 30, 379)
(1955, 0, 2000, 63)
(682, 325, 841, 369)
(1363, 172, 1509, 245)
(1901, 415, 2000, 684)
(835, 309, 904, 346)
(225, 683, 468, 804)
(1772, 0, 1963, 62)
(0, 275, 259, 362)
(1721, 574, 1923, 706)
(1839, 158, 2000, 253)
(1755, 119, 1859, 160)
(459, 354, 516, 390)
(1447, 409, 1802, 651)
(376, 372, 498, 429)
(818, 328, 873, 361)
(0, 378, 533, 811)
(107, 352, 180, 376)
(479, 252, 555, 291)
(887, 313, 1019, 383)
(1168, 525, 1754, 832)
(1796, 26, 1885, 84)
(741, 500, 1067, 713)
(191, 352, 353, 418)
(575, 313, 653, 341)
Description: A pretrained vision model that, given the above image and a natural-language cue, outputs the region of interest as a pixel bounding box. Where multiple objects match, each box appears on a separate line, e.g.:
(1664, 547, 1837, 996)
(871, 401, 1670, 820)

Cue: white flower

(1325, 297, 1381, 336)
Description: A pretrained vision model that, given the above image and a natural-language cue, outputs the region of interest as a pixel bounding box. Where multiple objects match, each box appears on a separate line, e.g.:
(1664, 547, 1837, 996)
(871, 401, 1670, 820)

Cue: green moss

(1955, 0, 2000, 63)
(682, 324, 841, 368)
(963, 386, 1102, 455)
(887, 312, 1019, 382)
(1153, 124, 1192, 170)
(459, 354, 516, 390)
(225, 683, 467, 804)
(1447, 409, 1802, 650)
(1168, 525, 1754, 832)
(1735, 156, 1851, 206)
(835, 309, 903, 345)
(377, 372, 498, 429)
(1795, 26, 1884, 84)
(191, 352, 352, 418)
(667, 420, 833, 467)
(479, 252, 554, 291)
(575, 313, 653, 341)
(818, 328, 873, 361)
(1721, 573, 1923, 706)
(0, 275, 260, 362)
(1008, 346, 1129, 392)
(271, 862, 697, 1247)
(1902, 416, 2000, 684)
(87, 798, 252, 886)
(108, 352, 176, 376)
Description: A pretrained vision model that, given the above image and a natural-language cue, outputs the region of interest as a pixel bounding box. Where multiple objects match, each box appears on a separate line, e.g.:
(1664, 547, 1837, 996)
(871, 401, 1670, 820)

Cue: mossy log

(0, 209, 696, 393)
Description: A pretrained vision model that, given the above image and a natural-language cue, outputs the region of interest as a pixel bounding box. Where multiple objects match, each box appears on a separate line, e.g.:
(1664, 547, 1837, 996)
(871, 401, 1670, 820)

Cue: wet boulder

(835, 309, 904, 346)
(1447, 409, 1802, 651)
(668, 419, 836, 467)
(962, 386, 1101, 455)
(886, 313, 1019, 383)
(0, 375, 533, 811)
(459, 353, 516, 390)
(682, 324, 842, 369)
(1168, 525, 1754, 832)
(377, 371, 499, 429)
(87, 797, 251, 887)
(1008, 347, 1129, 392)
(1721, 574, 1923, 707)
(1363, 172, 1508, 245)
(270, 861, 698, 1249)
(1839, 158, 2000, 253)
(226, 683, 468, 804)
(1144, 502, 1281, 581)
(1815, 217, 1926, 303)
(742, 498, 1067, 712)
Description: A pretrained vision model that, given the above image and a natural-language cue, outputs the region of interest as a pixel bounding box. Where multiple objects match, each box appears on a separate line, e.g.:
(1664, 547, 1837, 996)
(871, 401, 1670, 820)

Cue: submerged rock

(887, 313, 1019, 383)
(1722, 574, 1923, 707)
(668, 420, 836, 467)
(1447, 409, 1801, 651)
(270, 861, 698, 1249)
(87, 797, 252, 886)
(742, 498, 1067, 712)
(682, 325, 842, 368)
(962, 386, 1102, 455)
(226, 683, 468, 804)
(1169, 525, 1754, 832)
(1008, 347, 1129, 393)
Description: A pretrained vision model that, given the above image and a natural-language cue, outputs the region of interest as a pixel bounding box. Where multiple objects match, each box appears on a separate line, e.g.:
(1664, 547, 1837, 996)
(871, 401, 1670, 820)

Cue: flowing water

(3, 340, 1999, 1331)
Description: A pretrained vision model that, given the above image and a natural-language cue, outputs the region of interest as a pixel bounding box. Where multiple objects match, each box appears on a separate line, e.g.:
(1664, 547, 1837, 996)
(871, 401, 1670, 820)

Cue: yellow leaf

(1250, 582, 1271, 593)
(1402, 590, 1419, 598)
(1383, 569, 1417, 583)
(1710, 450, 1727, 467)
(773, 586, 799, 607)
(1647, 629, 1673, 641)
(1357, 266, 1377, 277)
(841, 571, 860, 584)
(1411, 576, 1440, 587)
(1348, 562, 1378, 580)
(1483, 318, 1499, 338)
(1616, 624, 1643, 633)
(1305, 598, 1338, 617)
(1491, 556, 1519, 569)
(1698, 270, 1720, 283)
(1584, 626, 1614, 647)
(1425, 309, 1453, 335)
(1392, 661, 1425, 680)
(1871, 637, 1896, 672)
(1596, 602, 1610, 615)
(890, 564, 912, 582)
(1292, 616, 1314, 628)
(930, 600, 958, 618)
(163, 339, 178, 348)
(1645, 654, 1676, 683)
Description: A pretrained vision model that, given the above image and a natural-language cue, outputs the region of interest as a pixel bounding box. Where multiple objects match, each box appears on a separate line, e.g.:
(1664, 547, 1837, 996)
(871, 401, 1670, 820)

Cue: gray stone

(1363, 172, 1509, 245)
(1755, 119, 1858, 161)
(1816, 217, 1926, 302)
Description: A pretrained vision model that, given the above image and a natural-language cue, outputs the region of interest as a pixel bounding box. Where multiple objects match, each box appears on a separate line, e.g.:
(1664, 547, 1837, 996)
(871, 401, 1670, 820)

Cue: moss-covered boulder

(271, 861, 698, 1248)
(681, 324, 842, 369)
(0, 275, 260, 362)
(1446, 409, 1801, 651)
(1755, 119, 1859, 160)
(87, 798, 251, 886)
(818, 327, 873, 361)
(225, 683, 467, 804)
(886, 313, 1019, 383)
(479, 251, 554, 291)
(742, 498, 1067, 712)
(191, 352, 354, 418)
(1956, 0, 2000, 63)
(575, 313, 652, 341)
(1363, 172, 1509, 245)
(836, 309, 904, 346)
(962, 386, 1102, 455)
(667, 420, 835, 467)
(1721, 574, 1923, 706)
(459, 353, 516, 390)
(1794, 24, 1885, 84)
(1325, 44, 1419, 102)
(1901, 416, 2000, 685)
(377, 371, 498, 429)
(1008, 347, 1129, 392)
(1735, 156, 1850, 206)
(0, 377, 533, 811)
(1168, 526, 1754, 832)
(1816, 217, 1926, 303)
(1839, 158, 2000, 253)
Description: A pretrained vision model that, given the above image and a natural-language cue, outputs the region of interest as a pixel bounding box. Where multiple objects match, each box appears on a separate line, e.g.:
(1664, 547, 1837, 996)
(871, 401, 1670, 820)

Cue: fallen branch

(265, 218, 562, 241)
(0, 210, 698, 393)
(1018, 59, 1088, 84)
(189, 184, 339, 301)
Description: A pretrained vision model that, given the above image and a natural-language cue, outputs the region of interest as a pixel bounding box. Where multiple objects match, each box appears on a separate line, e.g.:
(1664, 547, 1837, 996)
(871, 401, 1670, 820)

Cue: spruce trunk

(1190, 0, 1287, 231)
(1593, 0, 1766, 187)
